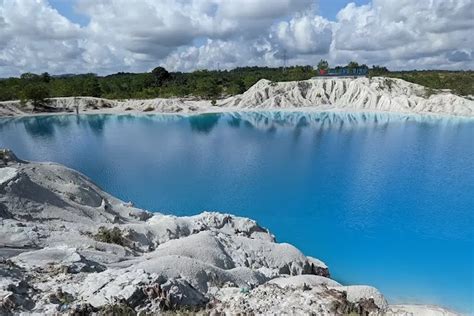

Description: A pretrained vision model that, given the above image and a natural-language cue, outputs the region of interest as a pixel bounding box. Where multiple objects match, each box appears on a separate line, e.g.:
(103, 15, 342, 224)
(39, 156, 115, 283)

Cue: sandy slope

(0, 149, 460, 315)
(1, 77, 473, 118)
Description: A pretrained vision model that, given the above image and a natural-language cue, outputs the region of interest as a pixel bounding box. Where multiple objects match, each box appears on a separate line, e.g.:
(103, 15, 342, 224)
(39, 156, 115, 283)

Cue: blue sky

(0, 0, 472, 76)
(48, 0, 89, 26)
(318, 0, 369, 20)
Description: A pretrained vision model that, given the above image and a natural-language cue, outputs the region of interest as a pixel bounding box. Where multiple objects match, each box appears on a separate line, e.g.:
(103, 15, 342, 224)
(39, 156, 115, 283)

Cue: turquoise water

(0, 112, 473, 313)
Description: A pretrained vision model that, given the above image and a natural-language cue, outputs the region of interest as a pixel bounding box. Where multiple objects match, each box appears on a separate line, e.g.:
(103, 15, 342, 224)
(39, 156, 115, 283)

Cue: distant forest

(0, 62, 473, 104)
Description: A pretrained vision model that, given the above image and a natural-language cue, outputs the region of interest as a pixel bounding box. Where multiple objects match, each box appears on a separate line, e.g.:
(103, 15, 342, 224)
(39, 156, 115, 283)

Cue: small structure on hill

(317, 66, 368, 77)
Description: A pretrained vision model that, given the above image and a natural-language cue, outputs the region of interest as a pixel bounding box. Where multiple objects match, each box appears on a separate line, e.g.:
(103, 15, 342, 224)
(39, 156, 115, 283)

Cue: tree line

(0, 63, 472, 105)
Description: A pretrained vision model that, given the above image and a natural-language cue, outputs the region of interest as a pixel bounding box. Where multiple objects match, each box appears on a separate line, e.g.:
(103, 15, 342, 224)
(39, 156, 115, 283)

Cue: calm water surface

(0, 112, 473, 313)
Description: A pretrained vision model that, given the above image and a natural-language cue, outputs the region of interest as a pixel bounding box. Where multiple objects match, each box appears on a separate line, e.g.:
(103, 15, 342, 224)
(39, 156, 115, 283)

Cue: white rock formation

(0, 149, 461, 314)
(1, 77, 473, 117)
(386, 304, 460, 316)
(218, 77, 474, 116)
(267, 274, 341, 288)
(0, 167, 16, 185)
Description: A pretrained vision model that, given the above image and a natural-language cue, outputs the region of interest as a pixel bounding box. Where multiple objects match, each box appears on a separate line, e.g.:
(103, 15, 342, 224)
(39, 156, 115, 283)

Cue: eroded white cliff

(218, 77, 474, 116)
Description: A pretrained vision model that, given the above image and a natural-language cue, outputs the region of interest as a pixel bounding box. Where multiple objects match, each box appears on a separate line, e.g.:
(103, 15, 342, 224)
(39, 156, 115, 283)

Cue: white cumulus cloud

(332, 0, 474, 68)
(0, 0, 84, 75)
(0, 0, 472, 76)
(271, 12, 333, 56)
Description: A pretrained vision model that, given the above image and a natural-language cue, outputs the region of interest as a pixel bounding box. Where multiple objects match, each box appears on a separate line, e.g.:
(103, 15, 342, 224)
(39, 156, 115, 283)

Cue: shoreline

(2, 105, 474, 122)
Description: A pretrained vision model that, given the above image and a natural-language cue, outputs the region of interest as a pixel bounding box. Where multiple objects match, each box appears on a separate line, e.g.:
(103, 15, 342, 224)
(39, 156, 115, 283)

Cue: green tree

(41, 72, 51, 83)
(347, 61, 360, 69)
(151, 66, 171, 87)
(317, 59, 329, 71)
(20, 72, 40, 81)
(228, 79, 246, 95)
(195, 78, 222, 99)
(21, 83, 50, 107)
(83, 76, 102, 97)
(369, 65, 389, 76)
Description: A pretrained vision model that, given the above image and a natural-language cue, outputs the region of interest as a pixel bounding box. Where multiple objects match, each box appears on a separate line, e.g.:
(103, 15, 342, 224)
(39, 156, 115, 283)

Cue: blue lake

(0, 112, 473, 313)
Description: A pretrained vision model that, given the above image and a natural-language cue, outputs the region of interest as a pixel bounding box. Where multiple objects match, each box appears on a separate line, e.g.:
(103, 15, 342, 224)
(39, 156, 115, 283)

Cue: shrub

(99, 302, 135, 316)
(424, 87, 437, 98)
(142, 106, 155, 112)
(94, 227, 125, 246)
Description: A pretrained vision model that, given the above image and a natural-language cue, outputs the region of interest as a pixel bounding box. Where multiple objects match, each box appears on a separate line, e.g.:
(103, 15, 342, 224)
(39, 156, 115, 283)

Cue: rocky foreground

(0, 149, 459, 315)
(1, 77, 473, 117)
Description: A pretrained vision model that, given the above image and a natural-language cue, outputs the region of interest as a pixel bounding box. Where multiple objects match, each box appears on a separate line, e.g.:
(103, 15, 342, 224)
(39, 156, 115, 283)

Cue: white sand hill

(1, 77, 473, 117)
(0, 149, 460, 315)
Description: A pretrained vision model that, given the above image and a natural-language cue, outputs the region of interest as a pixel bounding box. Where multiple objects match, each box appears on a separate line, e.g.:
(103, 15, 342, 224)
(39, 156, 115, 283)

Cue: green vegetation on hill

(380, 71, 474, 96)
(0, 63, 472, 103)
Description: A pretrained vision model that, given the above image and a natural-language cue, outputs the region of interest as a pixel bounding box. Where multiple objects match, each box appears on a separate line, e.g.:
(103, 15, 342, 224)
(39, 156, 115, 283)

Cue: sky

(0, 0, 473, 77)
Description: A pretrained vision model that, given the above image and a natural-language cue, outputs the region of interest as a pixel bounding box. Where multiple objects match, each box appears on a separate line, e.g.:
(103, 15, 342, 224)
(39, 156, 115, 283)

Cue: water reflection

(0, 118, 16, 132)
(78, 114, 110, 135)
(188, 114, 220, 133)
(21, 116, 70, 139)
(2, 111, 470, 141)
(227, 116, 241, 128)
(216, 111, 471, 132)
(0, 111, 473, 313)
